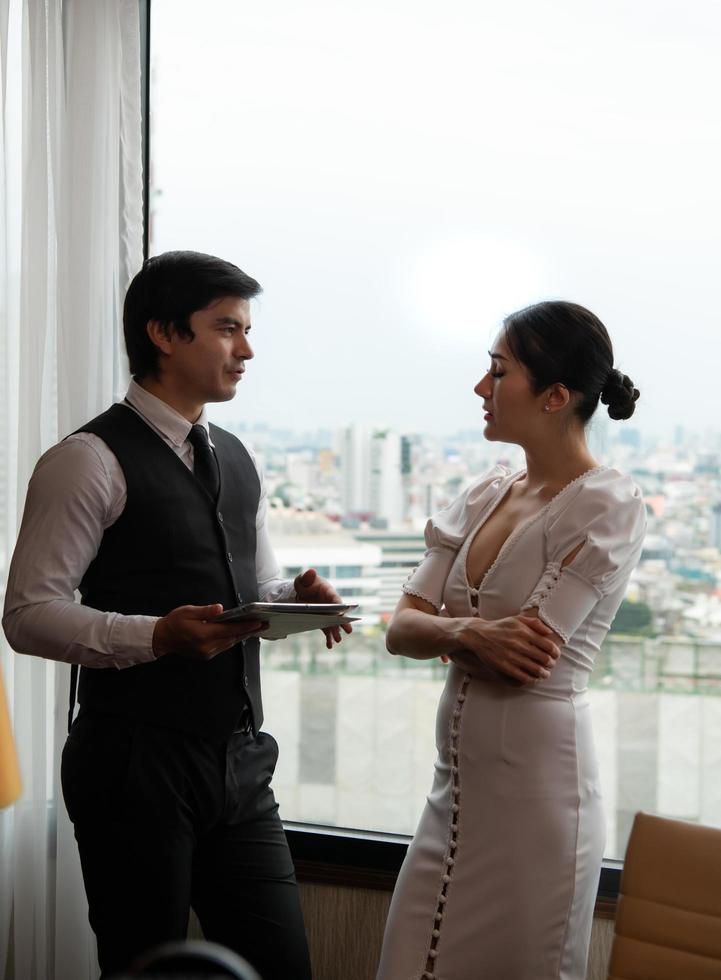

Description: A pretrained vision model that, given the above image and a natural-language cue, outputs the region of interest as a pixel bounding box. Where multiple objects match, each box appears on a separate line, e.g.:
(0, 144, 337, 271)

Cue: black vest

(75, 403, 262, 740)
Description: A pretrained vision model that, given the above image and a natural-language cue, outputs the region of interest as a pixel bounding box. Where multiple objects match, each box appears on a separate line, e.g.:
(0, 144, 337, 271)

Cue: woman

(376, 301, 646, 980)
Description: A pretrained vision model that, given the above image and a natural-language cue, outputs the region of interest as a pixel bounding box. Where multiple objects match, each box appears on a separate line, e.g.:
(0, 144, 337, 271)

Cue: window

(150, 0, 721, 859)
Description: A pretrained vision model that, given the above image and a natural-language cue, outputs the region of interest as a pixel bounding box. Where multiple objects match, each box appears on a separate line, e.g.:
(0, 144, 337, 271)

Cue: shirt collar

(124, 379, 211, 449)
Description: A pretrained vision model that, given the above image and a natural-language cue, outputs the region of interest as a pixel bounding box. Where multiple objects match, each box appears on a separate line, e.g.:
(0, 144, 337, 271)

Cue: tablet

(211, 602, 358, 622)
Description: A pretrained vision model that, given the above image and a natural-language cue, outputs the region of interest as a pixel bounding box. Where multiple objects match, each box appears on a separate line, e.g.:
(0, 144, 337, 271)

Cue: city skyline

(205, 414, 721, 642)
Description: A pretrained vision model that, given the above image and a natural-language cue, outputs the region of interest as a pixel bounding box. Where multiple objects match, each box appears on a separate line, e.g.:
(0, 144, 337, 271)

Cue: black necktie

(187, 424, 220, 500)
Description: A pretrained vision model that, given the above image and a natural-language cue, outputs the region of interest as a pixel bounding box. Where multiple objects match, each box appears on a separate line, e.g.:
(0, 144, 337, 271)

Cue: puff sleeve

(522, 468, 646, 643)
(403, 465, 509, 611)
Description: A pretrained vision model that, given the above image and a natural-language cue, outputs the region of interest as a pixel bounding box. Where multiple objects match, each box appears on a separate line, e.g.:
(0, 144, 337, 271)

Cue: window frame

(141, 0, 621, 913)
(283, 823, 621, 917)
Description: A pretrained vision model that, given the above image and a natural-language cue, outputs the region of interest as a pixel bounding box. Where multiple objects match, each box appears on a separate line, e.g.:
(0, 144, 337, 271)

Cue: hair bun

(600, 368, 640, 420)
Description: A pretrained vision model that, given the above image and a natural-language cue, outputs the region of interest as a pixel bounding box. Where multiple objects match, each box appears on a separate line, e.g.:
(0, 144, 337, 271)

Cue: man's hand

(458, 614, 560, 685)
(152, 604, 267, 661)
(293, 568, 354, 649)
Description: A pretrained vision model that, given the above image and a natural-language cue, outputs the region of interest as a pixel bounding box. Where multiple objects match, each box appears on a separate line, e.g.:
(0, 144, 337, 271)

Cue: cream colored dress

(376, 465, 646, 980)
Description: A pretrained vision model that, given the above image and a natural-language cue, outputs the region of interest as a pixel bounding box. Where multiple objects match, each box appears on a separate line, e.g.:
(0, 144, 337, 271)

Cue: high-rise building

(369, 429, 402, 526)
(338, 424, 403, 525)
(338, 424, 371, 517)
(710, 503, 721, 550)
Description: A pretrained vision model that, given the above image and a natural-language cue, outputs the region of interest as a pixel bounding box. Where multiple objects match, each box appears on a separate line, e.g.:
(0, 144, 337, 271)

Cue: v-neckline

(463, 465, 606, 595)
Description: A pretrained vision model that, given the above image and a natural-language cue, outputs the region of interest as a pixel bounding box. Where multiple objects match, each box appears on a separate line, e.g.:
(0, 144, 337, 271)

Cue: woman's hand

(457, 615, 560, 684)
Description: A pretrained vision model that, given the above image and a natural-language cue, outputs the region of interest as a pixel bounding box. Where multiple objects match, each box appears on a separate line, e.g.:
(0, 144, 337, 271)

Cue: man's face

(162, 296, 254, 410)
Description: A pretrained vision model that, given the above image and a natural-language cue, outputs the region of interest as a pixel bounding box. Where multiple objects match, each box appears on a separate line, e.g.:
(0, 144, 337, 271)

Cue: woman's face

(474, 331, 544, 444)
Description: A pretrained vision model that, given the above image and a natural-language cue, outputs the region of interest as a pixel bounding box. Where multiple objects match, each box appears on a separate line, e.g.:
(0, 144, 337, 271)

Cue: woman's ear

(542, 383, 571, 414)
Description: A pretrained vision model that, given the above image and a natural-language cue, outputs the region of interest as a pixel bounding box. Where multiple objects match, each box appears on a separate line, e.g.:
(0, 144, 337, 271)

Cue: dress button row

(425, 676, 469, 970)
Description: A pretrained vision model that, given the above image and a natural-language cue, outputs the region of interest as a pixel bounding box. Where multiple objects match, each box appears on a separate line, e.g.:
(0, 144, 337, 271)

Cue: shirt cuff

(108, 614, 160, 668)
(258, 578, 297, 603)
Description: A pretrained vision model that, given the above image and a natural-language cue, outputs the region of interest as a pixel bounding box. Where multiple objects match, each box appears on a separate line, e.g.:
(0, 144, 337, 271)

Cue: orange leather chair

(608, 812, 721, 979)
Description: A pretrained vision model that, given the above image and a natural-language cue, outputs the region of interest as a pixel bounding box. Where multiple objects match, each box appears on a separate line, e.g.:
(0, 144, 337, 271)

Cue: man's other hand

(293, 568, 354, 649)
(152, 604, 267, 661)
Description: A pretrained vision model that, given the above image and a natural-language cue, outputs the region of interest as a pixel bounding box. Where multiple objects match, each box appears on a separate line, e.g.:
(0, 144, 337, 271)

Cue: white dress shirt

(2, 381, 295, 669)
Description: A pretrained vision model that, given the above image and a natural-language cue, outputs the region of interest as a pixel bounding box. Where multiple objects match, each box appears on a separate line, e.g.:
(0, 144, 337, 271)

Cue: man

(3, 251, 348, 979)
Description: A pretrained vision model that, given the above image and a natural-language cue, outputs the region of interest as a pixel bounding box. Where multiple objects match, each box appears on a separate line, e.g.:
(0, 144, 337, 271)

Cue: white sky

(150, 0, 721, 438)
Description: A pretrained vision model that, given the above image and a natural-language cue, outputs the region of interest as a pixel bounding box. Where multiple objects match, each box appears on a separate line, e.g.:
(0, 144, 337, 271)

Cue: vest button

(227, 552, 233, 562)
(243, 675, 249, 687)
(217, 511, 224, 522)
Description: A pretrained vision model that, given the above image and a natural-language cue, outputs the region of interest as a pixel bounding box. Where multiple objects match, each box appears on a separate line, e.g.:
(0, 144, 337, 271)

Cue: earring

(543, 405, 550, 413)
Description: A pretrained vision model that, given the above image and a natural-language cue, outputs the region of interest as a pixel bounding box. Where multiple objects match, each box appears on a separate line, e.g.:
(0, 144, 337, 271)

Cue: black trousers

(61, 711, 312, 980)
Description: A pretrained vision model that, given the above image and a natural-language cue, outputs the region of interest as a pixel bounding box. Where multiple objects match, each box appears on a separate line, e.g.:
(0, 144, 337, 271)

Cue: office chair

(607, 811, 721, 979)
(125, 939, 262, 979)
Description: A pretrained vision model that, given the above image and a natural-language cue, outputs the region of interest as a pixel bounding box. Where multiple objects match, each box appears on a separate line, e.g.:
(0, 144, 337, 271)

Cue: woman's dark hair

(123, 251, 262, 378)
(502, 300, 640, 422)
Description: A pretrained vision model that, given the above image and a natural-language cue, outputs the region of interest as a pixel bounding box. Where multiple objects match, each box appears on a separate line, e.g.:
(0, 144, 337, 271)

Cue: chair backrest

(127, 939, 262, 980)
(607, 812, 721, 980)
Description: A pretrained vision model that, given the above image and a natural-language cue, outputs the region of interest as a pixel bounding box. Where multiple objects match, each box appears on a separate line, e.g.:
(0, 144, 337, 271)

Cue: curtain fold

(0, 1, 143, 977)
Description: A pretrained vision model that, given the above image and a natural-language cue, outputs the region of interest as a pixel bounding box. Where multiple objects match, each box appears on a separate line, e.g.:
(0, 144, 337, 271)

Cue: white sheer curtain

(0, 2, 143, 977)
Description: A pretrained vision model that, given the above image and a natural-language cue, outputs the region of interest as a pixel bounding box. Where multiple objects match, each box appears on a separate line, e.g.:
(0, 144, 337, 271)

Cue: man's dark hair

(123, 251, 262, 378)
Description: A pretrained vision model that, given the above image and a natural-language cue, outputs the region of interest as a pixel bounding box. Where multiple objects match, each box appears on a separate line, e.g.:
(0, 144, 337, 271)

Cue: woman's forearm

(387, 606, 560, 684)
(386, 608, 468, 660)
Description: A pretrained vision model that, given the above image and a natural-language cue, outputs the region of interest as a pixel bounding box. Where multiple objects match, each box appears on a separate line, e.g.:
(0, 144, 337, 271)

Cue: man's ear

(146, 319, 174, 356)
